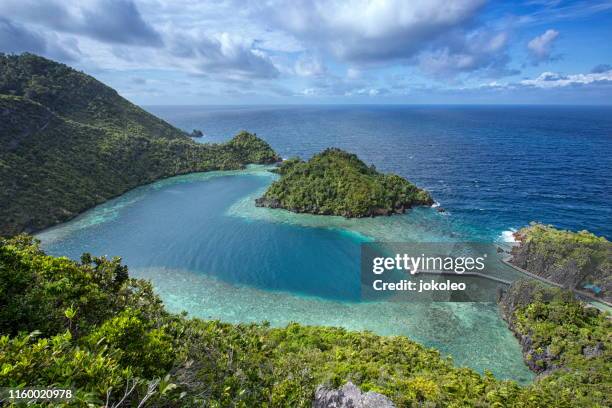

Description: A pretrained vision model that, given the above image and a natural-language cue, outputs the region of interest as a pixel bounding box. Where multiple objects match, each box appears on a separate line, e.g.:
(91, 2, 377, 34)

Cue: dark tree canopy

(257, 148, 433, 217)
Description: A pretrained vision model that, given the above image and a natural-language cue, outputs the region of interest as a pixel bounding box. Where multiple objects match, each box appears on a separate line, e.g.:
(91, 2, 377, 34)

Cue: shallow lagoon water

(37, 105, 612, 385)
(39, 166, 534, 383)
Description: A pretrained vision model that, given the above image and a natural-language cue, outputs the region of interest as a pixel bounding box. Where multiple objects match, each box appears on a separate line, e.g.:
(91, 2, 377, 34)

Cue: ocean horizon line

(142, 103, 612, 108)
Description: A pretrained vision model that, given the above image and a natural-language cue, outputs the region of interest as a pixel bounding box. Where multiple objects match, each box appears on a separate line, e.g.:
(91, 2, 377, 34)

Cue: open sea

(38, 105, 612, 384)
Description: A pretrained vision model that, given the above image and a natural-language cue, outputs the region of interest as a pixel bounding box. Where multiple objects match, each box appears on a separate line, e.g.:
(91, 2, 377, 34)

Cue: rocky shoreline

(254, 196, 427, 217)
(498, 281, 560, 374)
(508, 224, 611, 302)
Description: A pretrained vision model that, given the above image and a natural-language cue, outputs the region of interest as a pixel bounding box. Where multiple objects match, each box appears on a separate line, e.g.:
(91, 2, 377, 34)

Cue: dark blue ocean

(151, 105, 612, 239)
(38, 105, 611, 383)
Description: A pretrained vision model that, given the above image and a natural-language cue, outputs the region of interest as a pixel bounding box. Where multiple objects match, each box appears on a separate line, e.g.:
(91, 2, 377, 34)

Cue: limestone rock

(313, 382, 395, 408)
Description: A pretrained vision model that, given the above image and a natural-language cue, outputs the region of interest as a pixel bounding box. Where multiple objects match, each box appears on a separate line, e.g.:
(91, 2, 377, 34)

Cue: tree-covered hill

(0, 53, 280, 236)
(499, 280, 611, 405)
(0, 53, 185, 139)
(256, 148, 433, 217)
(1, 235, 609, 407)
(510, 223, 611, 301)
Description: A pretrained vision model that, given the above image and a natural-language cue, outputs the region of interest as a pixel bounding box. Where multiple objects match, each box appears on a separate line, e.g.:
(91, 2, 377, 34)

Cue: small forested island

(510, 223, 611, 301)
(256, 148, 433, 217)
(0, 53, 280, 236)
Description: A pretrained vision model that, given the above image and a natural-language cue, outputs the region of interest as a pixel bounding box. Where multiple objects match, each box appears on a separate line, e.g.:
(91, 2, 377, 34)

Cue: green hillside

(2, 235, 610, 407)
(1, 53, 187, 139)
(0, 53, 279, 236)
(256, 148, 433, 217)
(499, 280, 611, 406)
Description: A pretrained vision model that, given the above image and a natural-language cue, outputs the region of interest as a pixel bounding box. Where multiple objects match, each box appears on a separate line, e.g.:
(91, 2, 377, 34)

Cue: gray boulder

(313, 382, 395, 408)
(583, 342, 604, 359)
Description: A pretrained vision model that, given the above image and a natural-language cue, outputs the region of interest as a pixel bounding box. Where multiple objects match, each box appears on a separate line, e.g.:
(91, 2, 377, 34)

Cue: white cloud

(260, 0, 486, 63)
(0, 0, 162, 46)
(346, 68, 361, 80)
(418, 31, 518, 78)
(294, 55, 326, 77)
(300, 87, 319, 96)
(0, 0, 280, 81)
(2, 0, 610, 103)
(349, 87, 388, 96)
(83, 28, 281, 81)
(527, 29, 559, 64)
(208, 33, 278, 79)
(257, 0, 519, 80)
(480, 81, 507, 89)
(520, 69, 612, 88)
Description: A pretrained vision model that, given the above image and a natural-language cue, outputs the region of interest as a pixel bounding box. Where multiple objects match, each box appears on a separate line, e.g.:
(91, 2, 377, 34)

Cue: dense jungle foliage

(499, 280, 611, 407)
(0, 53, 279, 236)
(256, 148, 433, 217)
(1, 236, 610, 407)
(511, 223, 611, 300)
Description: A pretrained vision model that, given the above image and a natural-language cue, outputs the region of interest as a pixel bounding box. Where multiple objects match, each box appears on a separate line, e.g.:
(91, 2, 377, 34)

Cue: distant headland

(0, 53, 280, 236)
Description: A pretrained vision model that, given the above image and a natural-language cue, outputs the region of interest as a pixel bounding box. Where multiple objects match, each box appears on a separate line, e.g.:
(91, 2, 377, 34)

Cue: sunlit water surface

(40, 105, 612, 383)
(39, 167, 533, 383)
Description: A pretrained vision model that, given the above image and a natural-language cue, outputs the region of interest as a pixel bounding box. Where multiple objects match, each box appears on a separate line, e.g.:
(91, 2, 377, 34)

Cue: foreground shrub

(0, 236, 610, 407)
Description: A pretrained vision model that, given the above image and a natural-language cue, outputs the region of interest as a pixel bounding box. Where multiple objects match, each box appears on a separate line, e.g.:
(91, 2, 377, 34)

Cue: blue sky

(1, 0, 611, 105)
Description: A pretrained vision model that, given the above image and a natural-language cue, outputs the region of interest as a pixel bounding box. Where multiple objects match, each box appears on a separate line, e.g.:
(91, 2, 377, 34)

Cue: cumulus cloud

(252, 0, 518, 80)
(0, 0, 162, 46)
(346, 87, 390, 96)
(258, 0, 486, 63)
(418, 31, 518, 78)
(0, 0, 279, 82)
(0, 0, 517, 87)
(297, 72, 376, 97)
(168, 32, 279, 80)
(520, 68, 612, 88)
(0, 17, 80, 61)
(527, 29, 559, 64)
(1, 0, 608, 103)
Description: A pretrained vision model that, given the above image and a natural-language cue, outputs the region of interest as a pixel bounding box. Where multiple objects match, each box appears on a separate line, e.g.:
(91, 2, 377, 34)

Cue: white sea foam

(499, 229, 518, 243)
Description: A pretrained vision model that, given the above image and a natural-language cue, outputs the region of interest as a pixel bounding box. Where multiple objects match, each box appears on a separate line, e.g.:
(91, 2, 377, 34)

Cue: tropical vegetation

(499, 279, 611, 407)
(1, 236, 610, 407)
(1, 53, 610, 408)
(511, 223, 611, 300)
(256, 148, 433, 217)
(0, 53, 279, 236)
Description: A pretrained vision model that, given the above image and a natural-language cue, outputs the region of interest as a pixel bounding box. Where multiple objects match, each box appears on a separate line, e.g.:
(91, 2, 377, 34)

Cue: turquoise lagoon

(38, 165, 534, 383)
